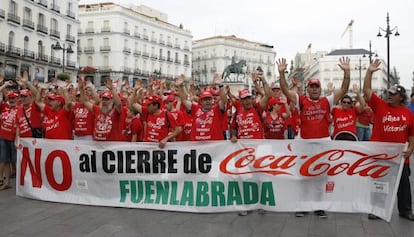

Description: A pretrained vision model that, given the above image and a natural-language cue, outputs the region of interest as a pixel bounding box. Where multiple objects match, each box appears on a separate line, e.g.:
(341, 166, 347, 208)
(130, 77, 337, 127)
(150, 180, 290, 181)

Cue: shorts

(0, 138, 17, 163)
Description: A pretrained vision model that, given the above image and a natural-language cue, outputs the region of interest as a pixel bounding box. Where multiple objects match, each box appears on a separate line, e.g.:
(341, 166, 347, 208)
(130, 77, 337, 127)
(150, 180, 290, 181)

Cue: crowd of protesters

(0, 57, 412, 221)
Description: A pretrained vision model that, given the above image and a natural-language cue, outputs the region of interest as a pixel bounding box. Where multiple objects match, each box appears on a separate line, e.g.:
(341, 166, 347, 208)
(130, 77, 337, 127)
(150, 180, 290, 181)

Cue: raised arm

(277, 58, 297, 105)
(333, 57, 351, 103)
(363, 59, 381, 102)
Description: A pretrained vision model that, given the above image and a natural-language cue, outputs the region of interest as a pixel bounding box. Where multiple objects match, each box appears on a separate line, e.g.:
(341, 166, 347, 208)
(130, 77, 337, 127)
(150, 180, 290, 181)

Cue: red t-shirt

(369, 93, 414, 144)
(17, 103, 43, 138)
(122, 114, 143, 142)
(72, 102, 94, 136)
(298, 95, 332, 139)
(357, 107, 373, 126)
(190, 103, 225, 141)
(263, 111, 286, 139)
(0, 103, 18, 141)
(43, 105, 72, 140)
(176, 104, 192, 141)
(93, 105, 121, 141)
(144, 110, 178, 142)
(332, 107, 358, 138)
(231, 101, 264, 139)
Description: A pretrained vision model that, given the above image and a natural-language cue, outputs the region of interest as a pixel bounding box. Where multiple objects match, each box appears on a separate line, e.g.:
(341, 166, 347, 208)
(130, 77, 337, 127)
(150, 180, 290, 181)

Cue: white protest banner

(16, 138, 405, 222)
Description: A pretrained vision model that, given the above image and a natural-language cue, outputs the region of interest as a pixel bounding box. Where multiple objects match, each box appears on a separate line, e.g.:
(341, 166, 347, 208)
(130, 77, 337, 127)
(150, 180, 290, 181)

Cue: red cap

(199, 91, 213, 99)
(99, 90, 113, 99)
(239, 89, 252, 99)
(164, 94, 175, 103)
(145, 94, 162, 105)
(307, 78, 321, 87)
(48, 93, 65, 104)
(20, 89, 32, 97)
(268, 98, 283, 107)
(7, 91, 19, 98)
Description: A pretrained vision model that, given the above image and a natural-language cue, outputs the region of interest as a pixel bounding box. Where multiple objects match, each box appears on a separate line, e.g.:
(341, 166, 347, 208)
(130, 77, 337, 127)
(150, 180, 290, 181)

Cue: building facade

(192, 35, 276, 90)
(0, 0, 79, 82)
(78, 3, 192, 86)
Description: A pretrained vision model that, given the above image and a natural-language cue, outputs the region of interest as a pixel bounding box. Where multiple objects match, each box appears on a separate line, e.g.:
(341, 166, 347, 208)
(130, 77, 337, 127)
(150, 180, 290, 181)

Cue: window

(24, 36, 29, 51)
(103, 38, 109, 46)
(67, 24, 71, 35)
(8, 31, 15, 47)
(37, 40, 44, 55)
(9, 1, 17, 14)
(103, 55, 109, 67)
(23, 7, 31, 20)
(87, 38, 93, 47)
(51, 18, 58, 31)
(104, 20, 109, 28)
(38, 13, 45, 26)
(87, 56, 93, 66)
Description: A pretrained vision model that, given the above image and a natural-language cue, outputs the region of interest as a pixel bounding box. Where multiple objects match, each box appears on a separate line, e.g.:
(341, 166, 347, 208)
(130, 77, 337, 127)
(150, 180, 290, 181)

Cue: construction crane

(341, 19, 354, 48)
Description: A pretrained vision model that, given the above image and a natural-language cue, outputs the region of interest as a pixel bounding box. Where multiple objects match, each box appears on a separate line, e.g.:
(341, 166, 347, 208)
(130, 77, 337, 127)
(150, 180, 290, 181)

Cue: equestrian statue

(221, 59, 247, 82)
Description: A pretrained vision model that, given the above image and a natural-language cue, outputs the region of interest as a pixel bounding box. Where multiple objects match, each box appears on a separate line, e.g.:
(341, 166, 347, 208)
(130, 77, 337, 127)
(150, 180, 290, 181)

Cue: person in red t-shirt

(363, 59, 414, 221)
(278, 57, 351, 219)
(163, 95, 187, 141)
(263, 97, 290, 139)
(121, 107, 143, 142)
(78, 77, 122, 141)
(230, 72, 271, 142)
(0, 87, 19, 191)
(131, 94, 182, 148)
(177, 75, 227, 141)
(71, 91, 95, 140)
(35, 89, 73, 140)
(331, 86, 365, 140)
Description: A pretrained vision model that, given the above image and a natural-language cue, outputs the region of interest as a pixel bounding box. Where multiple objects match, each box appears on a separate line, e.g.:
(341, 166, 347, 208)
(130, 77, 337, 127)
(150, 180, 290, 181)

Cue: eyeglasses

(342, 101, 352, 104)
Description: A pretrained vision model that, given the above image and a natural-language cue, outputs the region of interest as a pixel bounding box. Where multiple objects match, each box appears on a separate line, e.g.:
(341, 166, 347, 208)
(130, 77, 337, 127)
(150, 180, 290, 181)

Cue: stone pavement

(1, 178, 413, 237)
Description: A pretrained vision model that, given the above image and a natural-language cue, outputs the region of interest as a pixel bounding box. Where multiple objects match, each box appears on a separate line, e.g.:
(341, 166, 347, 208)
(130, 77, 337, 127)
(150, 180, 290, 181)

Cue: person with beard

(278, 56, 351, 219)
(78, 77, 122, 141)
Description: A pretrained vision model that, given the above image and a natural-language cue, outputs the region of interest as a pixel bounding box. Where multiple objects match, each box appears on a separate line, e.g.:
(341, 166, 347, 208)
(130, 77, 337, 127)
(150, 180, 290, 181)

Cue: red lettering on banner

(220, 147, 399, 178)
(20, 147, 72, 191)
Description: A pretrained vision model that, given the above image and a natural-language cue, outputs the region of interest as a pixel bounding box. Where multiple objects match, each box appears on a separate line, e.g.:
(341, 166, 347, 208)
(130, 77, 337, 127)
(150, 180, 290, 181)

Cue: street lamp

(377, 12, 400, 89)
(363, 40, 378, 63)
(355, 57, 366, 92)
(52, 42, 74, 73)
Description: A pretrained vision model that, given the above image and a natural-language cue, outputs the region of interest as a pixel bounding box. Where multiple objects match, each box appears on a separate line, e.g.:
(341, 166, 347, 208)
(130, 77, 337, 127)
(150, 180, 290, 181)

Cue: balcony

(174, 59, 181, 64)
(99, 66, 112, 73)
(123, 47, 131, 53)
(23, 49, 35, 59)
(123, 67, 132, 73)
(85, 28, 95, 34)
(37, 24, 48, 34)
(184, 46, 190, 51)
(143, 35, 149, 41)
(159, 40, 165, 45)
(66, 10, 75, 19)
(100, 46, 111, 52)
(101, 27, 111, 33)
(151, 38, 157, 43)
(133, 50, 141, 56)
(134, 69, 141, 75)
(151, 54, 158, 60)
(142, 52, 149, 58)
(50, 29, 60, 38)
(166, 57, 173, 63)
(65, 34, 75, 43)
(50, 3, 60, 13)
(67, 60, 76, 69)
(166, 42, 173, 48)
(36, 53, 49, 62)
(84, 46, 95, 53)
(6, 45, 21, 56)
(23, 19, 35, 29)
(174, 44, 181, 49)
(184, 60, 190, 66)
(210, 67, 217, 72)
(0, 42, 5, 52)
(7, 13, 21, 25)
(133, 32, 141, 38)
(123, 28, 130, 35)
(38, 0, 48, 8)
(0, 9, 5, 19)
(159, 56, 165, 61)
(50, 56, 61, 65)
(77, 46, 82, 53)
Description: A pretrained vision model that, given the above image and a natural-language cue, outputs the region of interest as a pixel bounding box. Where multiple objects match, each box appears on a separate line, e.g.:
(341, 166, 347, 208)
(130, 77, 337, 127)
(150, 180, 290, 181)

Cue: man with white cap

(363, 59, 414, 221)
(277, 56, 351, 218)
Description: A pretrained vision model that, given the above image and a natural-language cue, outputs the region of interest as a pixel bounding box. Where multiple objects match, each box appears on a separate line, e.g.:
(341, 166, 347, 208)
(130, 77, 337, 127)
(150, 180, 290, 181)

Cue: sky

(79, 0, 414, 88)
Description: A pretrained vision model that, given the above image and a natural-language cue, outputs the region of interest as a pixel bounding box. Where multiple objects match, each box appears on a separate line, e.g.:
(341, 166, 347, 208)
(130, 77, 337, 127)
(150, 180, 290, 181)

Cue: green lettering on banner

(227, 181, 243, 205)
(211, 181, 225, 207)
(131, 180, 144, 203)
(144, 180, 155, 204)
(260, 182, 276, 206)
(180, 181, 194, 206)
(169, 181, 179, 205)
(119, 180, 129, 202)
(196, 181, 209, 206)
(243, 182, 259, 204)
(155, 181, 170, 204)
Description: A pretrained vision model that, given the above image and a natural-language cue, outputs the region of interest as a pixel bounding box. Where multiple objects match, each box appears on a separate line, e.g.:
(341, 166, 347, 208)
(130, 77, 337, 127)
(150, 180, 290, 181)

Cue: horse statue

(221, 59, 247, 82)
